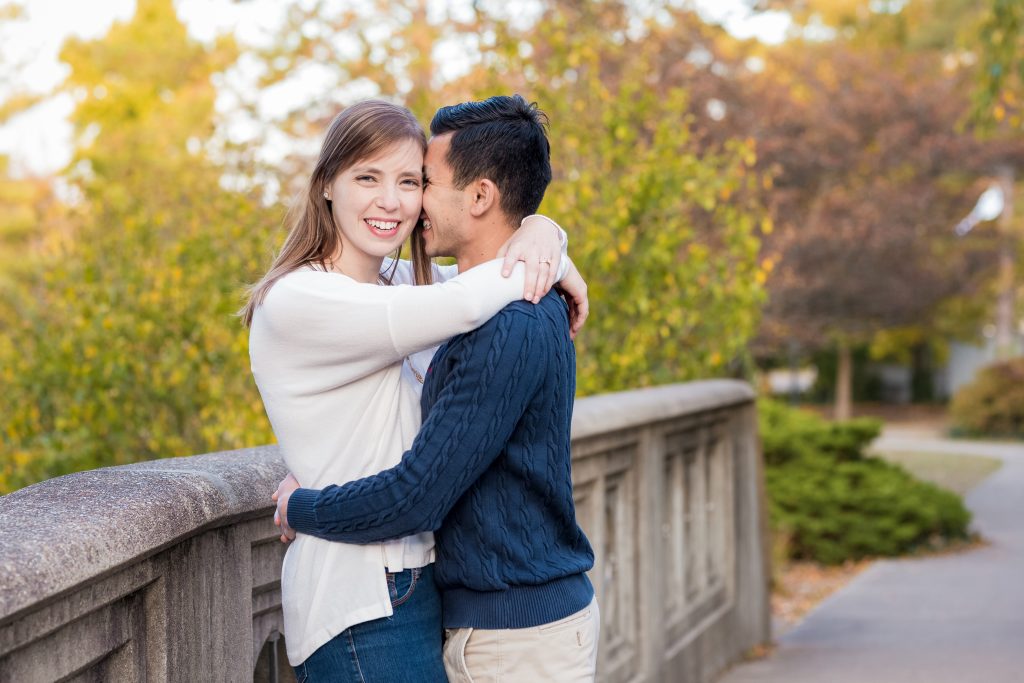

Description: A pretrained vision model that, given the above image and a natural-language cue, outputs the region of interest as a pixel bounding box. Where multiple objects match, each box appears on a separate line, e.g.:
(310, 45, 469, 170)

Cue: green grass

(871, 451, 1003, 496)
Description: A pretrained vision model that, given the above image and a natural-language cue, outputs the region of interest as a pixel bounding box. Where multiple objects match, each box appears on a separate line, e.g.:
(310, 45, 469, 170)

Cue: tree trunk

(996, 165, 1016, 359)
(834, 339, 853, 421)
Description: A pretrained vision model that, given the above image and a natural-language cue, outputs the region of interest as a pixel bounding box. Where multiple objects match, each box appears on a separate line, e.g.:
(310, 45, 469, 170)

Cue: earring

(323, 191, 330, 199)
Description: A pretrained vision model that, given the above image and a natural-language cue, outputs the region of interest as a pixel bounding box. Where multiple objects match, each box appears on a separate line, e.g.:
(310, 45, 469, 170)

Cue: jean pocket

(292, 663, 307, 683)
(389, 567, 421, 608)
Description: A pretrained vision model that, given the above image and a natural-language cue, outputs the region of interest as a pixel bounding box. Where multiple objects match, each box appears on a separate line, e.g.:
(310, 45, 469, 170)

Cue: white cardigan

(249, 255, 566, 665)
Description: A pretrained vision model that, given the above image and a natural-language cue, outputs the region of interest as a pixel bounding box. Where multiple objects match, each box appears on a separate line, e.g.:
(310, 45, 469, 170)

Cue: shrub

(759, 399, 883, 466)
(760, 401, 971, 564)
(950, 358, 1024, 438)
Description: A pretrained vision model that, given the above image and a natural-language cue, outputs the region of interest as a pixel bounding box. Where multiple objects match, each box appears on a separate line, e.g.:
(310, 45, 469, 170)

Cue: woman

(243, 100, 586, 681)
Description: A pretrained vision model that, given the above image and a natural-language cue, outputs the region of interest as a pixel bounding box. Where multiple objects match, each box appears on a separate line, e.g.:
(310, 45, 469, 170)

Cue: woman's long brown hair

(241, 100, 432, 326)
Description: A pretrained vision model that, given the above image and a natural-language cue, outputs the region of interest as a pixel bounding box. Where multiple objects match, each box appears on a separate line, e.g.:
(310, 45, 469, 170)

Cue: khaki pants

(443, 598, 600, 682)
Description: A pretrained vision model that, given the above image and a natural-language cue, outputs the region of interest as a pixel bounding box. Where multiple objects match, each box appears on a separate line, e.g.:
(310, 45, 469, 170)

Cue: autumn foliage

(0, 0, 277, 491)
(0, 0, 1020, 492)
(950, 357, 1024, 437)
(0, 0, 770, 492)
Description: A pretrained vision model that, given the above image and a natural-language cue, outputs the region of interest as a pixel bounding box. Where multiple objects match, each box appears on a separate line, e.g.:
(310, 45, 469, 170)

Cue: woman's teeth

(367, 219, 399, 232)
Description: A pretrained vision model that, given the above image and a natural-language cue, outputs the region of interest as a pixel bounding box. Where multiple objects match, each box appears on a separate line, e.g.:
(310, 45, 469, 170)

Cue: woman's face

(326, 138, 424, 278)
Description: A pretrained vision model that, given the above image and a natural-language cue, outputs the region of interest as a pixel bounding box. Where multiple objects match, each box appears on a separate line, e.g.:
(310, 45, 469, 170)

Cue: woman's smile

(364, 217, 402, 237)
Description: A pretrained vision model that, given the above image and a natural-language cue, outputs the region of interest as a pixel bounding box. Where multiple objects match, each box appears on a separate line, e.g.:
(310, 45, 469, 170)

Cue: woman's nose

(376, 186, 400, 211)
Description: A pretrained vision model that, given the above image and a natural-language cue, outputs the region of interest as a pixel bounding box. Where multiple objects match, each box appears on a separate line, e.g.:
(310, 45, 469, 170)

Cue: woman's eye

(402, 178, 422, 187)
(356, 175, 376, 182)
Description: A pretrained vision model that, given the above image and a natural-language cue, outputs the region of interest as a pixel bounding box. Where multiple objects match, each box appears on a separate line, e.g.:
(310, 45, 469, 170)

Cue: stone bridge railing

(0, 380, 769, 682)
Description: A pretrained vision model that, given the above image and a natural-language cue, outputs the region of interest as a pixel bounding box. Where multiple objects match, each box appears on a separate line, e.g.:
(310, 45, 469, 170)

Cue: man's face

(420, 133, 469, 258)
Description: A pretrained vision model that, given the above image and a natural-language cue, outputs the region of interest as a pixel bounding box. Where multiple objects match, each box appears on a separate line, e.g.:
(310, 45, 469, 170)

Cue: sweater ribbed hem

(287, 488, 320, 534)
(441, 572, 594, 629)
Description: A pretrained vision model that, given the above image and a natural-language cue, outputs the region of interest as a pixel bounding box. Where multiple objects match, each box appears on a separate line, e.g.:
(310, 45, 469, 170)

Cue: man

(275, 94, 599, 681)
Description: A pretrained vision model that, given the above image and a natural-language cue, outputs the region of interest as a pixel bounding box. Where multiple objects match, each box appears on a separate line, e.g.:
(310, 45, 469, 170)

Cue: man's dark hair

(430, 95, 552, 223)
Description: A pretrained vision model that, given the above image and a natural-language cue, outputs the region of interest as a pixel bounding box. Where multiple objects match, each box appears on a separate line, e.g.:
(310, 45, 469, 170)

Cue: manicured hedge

(760, 401, 971, 565)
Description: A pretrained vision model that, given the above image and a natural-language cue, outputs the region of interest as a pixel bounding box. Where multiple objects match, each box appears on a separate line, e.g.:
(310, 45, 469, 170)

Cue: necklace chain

(406, 357, 424, 384)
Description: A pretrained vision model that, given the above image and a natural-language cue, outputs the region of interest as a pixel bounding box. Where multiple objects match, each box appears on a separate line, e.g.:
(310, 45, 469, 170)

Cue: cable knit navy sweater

(287, 290, 595, 629)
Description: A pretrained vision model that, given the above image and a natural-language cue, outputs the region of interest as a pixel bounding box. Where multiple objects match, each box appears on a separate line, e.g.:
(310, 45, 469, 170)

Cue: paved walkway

(718, 428, 1024, 683)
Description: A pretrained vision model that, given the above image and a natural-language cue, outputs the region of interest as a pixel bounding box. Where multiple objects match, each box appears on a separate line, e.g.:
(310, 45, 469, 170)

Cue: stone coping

(0, 446, 288, 622)
(0, 380, 754, 622)
(570, 379, 755, 440)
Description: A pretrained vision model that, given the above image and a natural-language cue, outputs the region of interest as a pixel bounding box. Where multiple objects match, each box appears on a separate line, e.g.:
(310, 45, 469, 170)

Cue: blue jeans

(293, 564, 447, 682)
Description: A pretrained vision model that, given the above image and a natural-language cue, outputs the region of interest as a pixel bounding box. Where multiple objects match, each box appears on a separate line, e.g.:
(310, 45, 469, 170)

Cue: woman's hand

(272, 472, 300, 544)
(497, 215, 564, 303)
(556, 258, 589, 339)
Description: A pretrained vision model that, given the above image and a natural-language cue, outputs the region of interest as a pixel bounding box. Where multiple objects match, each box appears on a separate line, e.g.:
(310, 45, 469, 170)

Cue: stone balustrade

(0, 379, 769, 682)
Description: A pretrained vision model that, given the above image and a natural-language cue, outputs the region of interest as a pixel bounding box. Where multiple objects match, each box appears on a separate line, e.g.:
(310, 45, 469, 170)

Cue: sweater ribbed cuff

(287, 488, 320, 534)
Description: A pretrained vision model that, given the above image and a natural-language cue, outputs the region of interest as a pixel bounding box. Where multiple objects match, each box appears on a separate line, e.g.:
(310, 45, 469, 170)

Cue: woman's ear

(468, 178, 498, 217)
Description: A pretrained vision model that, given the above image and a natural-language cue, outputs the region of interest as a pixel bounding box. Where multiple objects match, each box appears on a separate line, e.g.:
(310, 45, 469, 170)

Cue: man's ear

(467, 178, 498, 218)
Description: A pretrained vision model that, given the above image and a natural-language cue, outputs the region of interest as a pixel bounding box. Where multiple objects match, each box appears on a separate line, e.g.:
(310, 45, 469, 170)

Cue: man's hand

(556, 259, 589, 339)
(497, 215, 563, 303)
(271, 472, 300, 544)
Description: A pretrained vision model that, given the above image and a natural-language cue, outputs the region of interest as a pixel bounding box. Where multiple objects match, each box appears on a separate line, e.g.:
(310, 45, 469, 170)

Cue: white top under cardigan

(249, 254, 568, 666)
